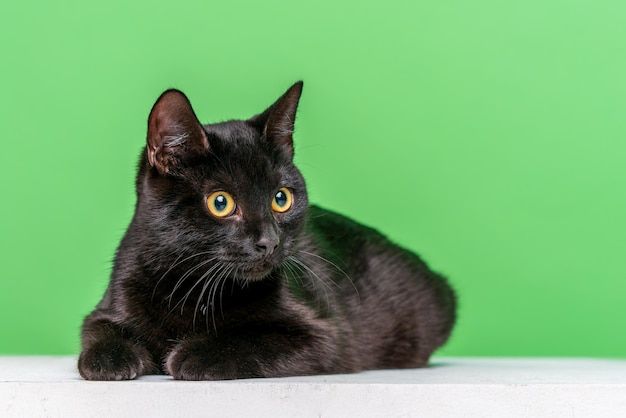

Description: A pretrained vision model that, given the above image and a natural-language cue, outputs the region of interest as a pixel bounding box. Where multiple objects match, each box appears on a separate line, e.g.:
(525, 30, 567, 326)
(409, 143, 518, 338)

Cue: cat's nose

(255, 234, 279, 257)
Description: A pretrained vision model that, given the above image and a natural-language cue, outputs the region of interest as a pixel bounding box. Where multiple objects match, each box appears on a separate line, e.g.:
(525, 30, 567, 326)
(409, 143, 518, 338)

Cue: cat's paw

(165, 338, 259, 380)
(78, 339, 153, 381)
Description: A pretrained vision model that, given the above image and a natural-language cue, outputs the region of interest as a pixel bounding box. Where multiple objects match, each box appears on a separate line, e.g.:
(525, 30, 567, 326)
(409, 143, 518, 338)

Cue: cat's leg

(165, 321, 340, 380)
(78, 310, 156, 380)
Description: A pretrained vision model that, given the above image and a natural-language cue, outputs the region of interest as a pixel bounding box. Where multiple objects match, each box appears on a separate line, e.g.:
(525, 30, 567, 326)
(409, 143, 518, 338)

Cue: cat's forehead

(195, 119, 294, 187)
(203, 120, 260, 147)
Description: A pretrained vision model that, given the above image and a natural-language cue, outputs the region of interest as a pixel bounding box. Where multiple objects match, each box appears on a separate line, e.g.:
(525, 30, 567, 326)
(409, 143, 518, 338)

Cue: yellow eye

(206, 191, 236, 218)
(272, 187, 293, 213)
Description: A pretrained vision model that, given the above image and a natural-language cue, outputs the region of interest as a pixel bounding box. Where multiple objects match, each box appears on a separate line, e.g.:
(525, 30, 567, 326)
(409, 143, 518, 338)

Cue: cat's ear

(146, 89, 209, 174)
(250, 81, 303, 159)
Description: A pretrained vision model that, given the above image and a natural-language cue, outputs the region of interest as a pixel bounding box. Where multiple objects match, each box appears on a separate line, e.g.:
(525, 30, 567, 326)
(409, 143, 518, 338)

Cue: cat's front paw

(165, 337, 259, 380)
(78, 339, 153, 381)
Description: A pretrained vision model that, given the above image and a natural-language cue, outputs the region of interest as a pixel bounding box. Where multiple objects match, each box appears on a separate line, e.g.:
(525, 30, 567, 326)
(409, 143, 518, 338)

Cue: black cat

(78, 81, 456, 380)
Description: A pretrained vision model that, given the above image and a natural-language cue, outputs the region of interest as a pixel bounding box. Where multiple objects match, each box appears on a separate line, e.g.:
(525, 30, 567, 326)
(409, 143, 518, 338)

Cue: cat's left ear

(249, 81, 303, 160)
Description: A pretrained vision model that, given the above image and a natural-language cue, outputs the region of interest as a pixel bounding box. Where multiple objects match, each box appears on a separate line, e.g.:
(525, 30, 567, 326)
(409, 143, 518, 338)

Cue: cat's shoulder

(305, 205, 387, 245)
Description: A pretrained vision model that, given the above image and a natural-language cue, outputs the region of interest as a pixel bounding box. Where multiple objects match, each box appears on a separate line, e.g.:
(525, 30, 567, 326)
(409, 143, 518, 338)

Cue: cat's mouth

(236, 260, 277, 281)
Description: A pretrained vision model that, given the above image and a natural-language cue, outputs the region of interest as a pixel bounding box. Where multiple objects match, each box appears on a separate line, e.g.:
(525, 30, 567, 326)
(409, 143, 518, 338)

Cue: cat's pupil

(214, 195, 227, 211)
(275, 191, 287, 207)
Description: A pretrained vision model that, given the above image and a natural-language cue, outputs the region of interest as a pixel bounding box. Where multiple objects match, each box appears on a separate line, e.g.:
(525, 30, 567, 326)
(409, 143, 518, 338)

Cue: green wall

(1, 0, 625, 357)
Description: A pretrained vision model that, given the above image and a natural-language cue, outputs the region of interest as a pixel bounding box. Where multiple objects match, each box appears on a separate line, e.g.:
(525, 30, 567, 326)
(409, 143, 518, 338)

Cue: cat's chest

(123, 272, 284, 336)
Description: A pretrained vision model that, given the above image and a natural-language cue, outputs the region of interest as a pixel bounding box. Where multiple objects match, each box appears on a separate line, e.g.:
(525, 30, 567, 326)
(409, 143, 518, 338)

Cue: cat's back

(304, 204, 446, 318)
(304, 205, 456, 368)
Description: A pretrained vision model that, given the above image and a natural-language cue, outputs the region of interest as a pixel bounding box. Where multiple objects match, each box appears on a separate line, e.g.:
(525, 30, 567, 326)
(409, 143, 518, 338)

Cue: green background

(1, 0, 625, 358)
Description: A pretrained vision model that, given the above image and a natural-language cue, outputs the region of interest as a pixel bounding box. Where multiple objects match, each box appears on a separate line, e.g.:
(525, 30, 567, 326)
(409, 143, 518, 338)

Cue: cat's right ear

(146, 89, 209, 174)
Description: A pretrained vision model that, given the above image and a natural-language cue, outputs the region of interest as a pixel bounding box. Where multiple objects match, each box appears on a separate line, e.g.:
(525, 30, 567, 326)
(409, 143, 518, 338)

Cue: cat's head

(136, 82, 308, 282)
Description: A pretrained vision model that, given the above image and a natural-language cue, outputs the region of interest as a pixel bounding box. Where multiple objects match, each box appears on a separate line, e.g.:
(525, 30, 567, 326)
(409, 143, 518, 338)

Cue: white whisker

(298, 250, 360, 302)
(152, 250, 218, 301)
(168, 257, 220, 312)
(192, 262, 228, 330)
(287, 255, 333, 315)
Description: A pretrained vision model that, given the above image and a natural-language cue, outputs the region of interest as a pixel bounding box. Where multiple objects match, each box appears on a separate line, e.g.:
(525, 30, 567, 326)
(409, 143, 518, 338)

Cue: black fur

(78, 82, 456, 380)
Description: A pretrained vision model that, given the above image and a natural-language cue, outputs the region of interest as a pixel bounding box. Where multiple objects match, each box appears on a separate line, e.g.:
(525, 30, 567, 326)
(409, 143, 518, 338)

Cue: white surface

(1, 356, 626, 417)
